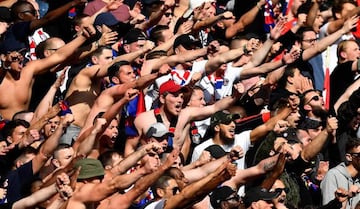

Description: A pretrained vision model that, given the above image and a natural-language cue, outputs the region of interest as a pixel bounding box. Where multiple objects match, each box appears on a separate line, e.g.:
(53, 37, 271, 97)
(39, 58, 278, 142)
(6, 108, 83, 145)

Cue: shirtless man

(0, 27, 93, 120)
(125, 79, 244, 156)
(64, 41, 154, 144)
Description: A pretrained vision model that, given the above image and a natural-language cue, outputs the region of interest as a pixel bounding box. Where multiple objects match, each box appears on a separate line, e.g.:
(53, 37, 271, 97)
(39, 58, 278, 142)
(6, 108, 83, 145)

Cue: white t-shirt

(191, 130, 251, 170)
(198, 63, 242, 103)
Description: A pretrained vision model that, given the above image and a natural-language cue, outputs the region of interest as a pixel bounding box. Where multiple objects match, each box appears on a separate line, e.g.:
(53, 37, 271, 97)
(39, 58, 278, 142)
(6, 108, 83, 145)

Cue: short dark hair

(107, 60, 131, 80)
(345, 137, 360, 153)
(53, 143, 72, 159)
(150, 25, 169, 44)
(98, 150, 122, 167)
(151, 175, 173, 199)
(145, 50, 167, 60)
(2, 119, 30, 138)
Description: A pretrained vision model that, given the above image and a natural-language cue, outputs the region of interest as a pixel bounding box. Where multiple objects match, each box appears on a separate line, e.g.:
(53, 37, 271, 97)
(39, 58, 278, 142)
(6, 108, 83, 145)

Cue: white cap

(183, 0, 215, 18)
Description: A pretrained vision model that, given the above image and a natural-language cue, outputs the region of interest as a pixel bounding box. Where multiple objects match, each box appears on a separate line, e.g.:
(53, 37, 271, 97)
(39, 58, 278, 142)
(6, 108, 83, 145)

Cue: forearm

(248, 39, 274, 68)
(306, 2, 319, 27)
(182, 156, 227, 182)
(302, 130, 329, 161)
(77, 128, 101, 157)
(226, 5, 260, 38)
(168, 48, 207, 66)
(42, 1, 80, 23)
(112, 147, 147, 175)
(193, 15, 223, 31)
(206, 48, 244, 73)
(12, 184, 57, 209)
(33, 85, 59, 122)
(260, 154, 286, 190)
(41, 123, 65, 156)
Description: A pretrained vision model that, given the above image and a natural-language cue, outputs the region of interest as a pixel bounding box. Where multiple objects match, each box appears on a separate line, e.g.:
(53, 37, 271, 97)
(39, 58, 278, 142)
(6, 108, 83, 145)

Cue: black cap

(243, 187, 280, 207)
(173, 34, 201, 50)
(122, 28, 147, 44)
(210, 186, 237, 208)
(211, 111, 240, 127)
(205, 144, 227, 159)
(94, 12, 119, 27)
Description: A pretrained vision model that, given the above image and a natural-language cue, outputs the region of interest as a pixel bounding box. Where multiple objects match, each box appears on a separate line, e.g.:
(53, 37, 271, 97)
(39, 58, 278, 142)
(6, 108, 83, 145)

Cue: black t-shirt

(3, 161, 36, 206)
(330, 61, 356, 107)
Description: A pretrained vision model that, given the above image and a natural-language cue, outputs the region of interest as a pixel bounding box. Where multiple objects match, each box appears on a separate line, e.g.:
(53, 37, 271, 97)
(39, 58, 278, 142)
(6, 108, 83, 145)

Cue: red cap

(159, 80, 187, 95)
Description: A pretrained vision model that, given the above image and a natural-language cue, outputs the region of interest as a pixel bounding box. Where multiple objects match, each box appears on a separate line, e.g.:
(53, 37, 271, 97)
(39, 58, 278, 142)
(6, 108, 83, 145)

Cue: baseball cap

(94, 12, 119, 27)
(173, 34, 201, 50)
(75, 158, 105, 180)
(204, 144, 227, 159)
(210, 186, 238, 208)
(122, 28, 147, 45)
(183, 0, 216, 18)
(159, 80, 188, 95)
(146, 122, 174, 138)
(211, 111, 240, 127)
(243, 187, 280, 208)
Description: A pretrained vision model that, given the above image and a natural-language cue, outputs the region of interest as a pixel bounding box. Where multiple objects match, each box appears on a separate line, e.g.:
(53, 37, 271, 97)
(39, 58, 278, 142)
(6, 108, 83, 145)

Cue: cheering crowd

(1, 0, 360, 208)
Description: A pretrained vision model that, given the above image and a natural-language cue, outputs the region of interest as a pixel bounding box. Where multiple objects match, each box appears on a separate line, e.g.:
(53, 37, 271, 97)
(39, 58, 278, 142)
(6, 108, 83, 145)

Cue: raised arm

(164, 161, 236, 209)
(29, 0, 87, 31)
(225, 0, 265, 38)
(301, 117, 338, 162)
(32, 113, 74, 174)
(28, 30, 92, 75)
(12, 184, 57, 209)
(302, 16, 358, 61)
(193, 11, 234, 32)
(240, 45, 301, 79)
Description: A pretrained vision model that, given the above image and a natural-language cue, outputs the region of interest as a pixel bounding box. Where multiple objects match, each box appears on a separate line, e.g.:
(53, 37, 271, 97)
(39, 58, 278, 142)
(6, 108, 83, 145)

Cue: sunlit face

(286, 110, 300, 128)
(118, 65, 136, 83)
(8, 125, 27, 144)
(162, 179, 179, 199)
(347, 145, 360, 171)
(142, 153, 161, 172)
(95, 48, 113, 66)
(126, 40, 146, 65)
(43, 116, 60, 138)
(304, 90, 324, 111)
(341, 41, 360, 62)
(202, 2, 216, 18)
(188, 89, 206, 107)
(217, 121, 236, 142)
(3, 51, 24, 73)
(158, 9, 173, 26)
(162, 92, 184, 116)
(297, 129, 312, 147)
(301, 31, 317, 50)
(54, 147, 74, 168)
(313, 12, 324, 33)
(339, 3, 356, 19)
(101, 119, 119, 148)
(270, 179, 288, 208)
(289, 68, 303, 90)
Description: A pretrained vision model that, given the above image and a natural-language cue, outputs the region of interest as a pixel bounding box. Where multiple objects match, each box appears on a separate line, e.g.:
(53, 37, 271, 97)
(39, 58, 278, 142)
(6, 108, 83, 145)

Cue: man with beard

(301, 89, 328, 121)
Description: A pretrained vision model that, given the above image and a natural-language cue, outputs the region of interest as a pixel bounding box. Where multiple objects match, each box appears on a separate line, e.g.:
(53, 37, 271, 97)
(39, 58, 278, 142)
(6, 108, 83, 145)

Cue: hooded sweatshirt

(320, 162, 360, 209)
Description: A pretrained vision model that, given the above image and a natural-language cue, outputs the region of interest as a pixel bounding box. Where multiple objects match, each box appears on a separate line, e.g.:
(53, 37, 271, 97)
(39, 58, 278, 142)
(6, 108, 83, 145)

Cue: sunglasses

(274, 187, 290, 194)
(349, 152, 360, 159)
(306, 95, 320, 104)
(164, 12, 173, 17)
